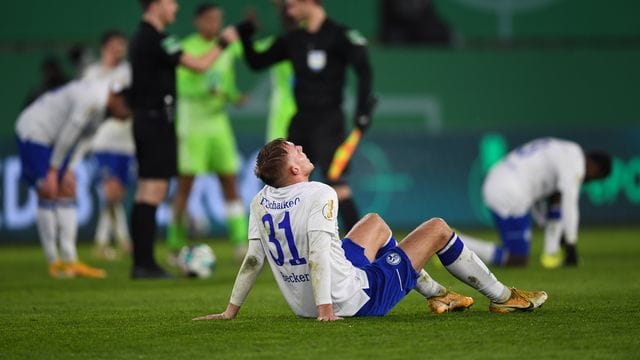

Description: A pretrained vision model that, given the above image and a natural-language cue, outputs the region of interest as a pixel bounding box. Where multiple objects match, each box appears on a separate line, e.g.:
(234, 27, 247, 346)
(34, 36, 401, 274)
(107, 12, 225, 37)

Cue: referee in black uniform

(129, 0, 235, 279)
(235, 0, 374, 232)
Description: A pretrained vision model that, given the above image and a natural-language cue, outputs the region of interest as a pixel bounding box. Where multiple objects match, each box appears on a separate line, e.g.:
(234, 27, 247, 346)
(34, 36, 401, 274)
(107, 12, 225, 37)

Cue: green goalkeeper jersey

(176, 34, 242, 136)
(254, 37, 297, 142)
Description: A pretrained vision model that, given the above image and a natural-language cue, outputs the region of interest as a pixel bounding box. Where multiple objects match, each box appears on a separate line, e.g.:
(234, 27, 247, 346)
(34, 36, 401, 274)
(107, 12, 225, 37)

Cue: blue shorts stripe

(547, 207, 562, 220)
(438, 237, 464, 266)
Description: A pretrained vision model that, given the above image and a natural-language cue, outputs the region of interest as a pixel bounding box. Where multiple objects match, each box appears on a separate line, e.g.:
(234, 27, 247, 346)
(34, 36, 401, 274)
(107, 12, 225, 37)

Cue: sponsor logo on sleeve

(347, 29, 367, 46)
(162, 36, 182, 55)
(322, 199, 334, 221)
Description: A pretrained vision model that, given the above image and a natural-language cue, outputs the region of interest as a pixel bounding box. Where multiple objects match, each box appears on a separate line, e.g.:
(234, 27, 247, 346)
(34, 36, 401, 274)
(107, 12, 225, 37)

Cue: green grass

(1, 227, 639, 359)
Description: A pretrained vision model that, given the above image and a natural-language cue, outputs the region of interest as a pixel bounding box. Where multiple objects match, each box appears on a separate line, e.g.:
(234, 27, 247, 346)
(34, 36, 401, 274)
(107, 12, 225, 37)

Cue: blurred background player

(82, 30, 135, 260)
(128, 0, 236, 278)
(168, 3, 247, 262)
(23, 57, 69, 109)
(15, 77, 131, 278)
(234, 0, 375, 232)
(463, 138, 611, 268)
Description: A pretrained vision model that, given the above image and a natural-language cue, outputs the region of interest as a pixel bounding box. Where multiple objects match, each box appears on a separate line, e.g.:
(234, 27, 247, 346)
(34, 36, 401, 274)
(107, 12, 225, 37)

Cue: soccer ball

(177, 244, 216, 278)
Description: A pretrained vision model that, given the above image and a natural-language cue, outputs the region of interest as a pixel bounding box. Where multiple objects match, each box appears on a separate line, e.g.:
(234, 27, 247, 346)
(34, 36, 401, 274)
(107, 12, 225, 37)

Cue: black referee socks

(131, 202, 158, 268)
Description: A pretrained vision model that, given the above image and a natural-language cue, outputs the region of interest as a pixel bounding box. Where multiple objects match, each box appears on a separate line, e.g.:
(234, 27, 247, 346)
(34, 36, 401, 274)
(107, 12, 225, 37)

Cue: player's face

(196, 8, 223, 39)
(158, 0, 179, 25)
(286, 141, 314, 176)
(103, 37, 127, 64)
(285, 0, 308, 22)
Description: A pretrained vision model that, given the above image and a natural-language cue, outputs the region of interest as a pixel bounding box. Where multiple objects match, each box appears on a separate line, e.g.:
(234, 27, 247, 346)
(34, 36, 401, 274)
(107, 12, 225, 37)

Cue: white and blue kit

(482, 138, 586, 263)
(15, 79, 111, 186)
(234, 181, 418, 317)
(83, 62, 135, 185)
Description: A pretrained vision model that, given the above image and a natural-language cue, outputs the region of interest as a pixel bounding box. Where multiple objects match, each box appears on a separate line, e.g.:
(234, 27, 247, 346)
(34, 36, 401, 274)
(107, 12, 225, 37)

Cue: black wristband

(217, 38, 229, 50)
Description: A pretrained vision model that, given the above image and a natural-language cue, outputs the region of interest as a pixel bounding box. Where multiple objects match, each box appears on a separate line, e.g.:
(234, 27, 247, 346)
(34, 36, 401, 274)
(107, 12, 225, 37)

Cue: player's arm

(555, 167, 583, 267)
(559, 175, 581, 245)
(50, 101, 93, 174)
(235, 20, 288, 71)
(343, 28, 375, 132)
(106, 91, 131, 120)
(157, 29, 235, 73)
(180, 46, 224, 73)
(308, 230, 342, 321)
(192, 239, 266, 320)
(219, 42, 245, 105)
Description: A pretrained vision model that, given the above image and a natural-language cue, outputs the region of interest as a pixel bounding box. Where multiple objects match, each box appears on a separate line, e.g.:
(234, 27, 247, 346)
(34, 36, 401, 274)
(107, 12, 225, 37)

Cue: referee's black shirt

(238, 18, 372, 119)
(129, 21, 183, 113)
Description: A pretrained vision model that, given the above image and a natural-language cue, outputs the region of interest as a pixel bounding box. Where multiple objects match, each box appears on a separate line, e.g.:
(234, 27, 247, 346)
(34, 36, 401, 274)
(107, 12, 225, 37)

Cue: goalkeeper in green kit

(168, 3, 248, 261)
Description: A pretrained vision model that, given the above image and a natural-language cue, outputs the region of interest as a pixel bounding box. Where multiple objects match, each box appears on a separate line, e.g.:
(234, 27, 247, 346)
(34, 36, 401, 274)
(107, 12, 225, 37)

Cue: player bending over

(15, 78, 131, 278)
(194, 139, 547, 321)
(463, 138, 611, 269)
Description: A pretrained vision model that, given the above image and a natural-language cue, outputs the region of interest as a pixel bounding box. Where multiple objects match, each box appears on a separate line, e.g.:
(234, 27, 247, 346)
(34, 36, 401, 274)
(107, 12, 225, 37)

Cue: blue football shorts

(16, 137, 70, 188)
(342, 238, 419, 316)
(94, 152, 135, 186)
(491, 211, 532, 257)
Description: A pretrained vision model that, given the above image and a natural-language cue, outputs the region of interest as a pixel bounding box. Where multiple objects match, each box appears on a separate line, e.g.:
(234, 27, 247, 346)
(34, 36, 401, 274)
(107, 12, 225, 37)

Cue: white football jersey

(83, 61, 131, 89)
(83, 62, 135, 155)
(483, 138, 585, 241)
(16, 79, 110, 160)
(248, 181, 369, 318)
(91, 119, 134, 155)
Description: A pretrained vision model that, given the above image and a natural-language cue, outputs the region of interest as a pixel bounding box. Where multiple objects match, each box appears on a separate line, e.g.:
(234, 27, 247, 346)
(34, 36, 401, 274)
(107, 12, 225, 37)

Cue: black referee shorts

(288, 109, 347, 186)
(133, 111, 177, 179)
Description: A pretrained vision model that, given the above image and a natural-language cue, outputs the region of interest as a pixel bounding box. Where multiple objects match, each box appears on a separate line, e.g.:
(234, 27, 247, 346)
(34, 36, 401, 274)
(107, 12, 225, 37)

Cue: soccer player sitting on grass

(194, 139, 548, 321)
(462, 138, 611, 269)
(15, 78, 131, 279)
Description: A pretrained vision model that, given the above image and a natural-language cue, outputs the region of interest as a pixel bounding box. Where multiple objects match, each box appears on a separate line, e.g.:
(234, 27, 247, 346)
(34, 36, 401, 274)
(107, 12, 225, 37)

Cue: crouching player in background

(194, 139, 548, 321)
(15, 78, 131, 278)
(82, 30, 135, 260)
(463, 137, 611, 268)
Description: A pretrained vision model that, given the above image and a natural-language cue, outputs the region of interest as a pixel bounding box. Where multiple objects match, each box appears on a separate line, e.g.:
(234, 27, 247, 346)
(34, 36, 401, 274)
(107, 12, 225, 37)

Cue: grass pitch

(1, 226, 639, 359)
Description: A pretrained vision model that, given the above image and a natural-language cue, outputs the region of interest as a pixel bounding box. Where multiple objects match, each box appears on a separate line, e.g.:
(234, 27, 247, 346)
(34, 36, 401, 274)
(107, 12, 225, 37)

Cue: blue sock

(437, 233, 463, 266)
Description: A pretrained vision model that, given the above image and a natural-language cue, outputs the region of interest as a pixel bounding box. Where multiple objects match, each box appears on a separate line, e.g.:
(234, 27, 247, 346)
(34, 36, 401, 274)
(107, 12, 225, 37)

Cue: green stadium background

(1, 0, 639, 240)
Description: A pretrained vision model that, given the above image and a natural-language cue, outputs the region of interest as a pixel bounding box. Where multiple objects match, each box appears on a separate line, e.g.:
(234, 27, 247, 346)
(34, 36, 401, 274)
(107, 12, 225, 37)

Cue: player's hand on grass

(193, 304, 239, 321)
(192, 313, 231, 321)
(316, 304, 343, 322)
(316, 314, 343, 322)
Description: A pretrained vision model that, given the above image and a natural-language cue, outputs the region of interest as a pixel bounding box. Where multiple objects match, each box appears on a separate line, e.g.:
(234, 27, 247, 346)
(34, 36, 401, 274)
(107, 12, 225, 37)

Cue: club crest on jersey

(307, 50, 326, 72)
(322, 200, 334, 220)
(385, 252, 401, 266)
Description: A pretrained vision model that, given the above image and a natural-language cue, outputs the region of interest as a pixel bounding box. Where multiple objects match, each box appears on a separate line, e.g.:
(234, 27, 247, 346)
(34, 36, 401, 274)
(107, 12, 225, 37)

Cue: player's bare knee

(365, 213, 391, 233)
(424, 217, 453, 246)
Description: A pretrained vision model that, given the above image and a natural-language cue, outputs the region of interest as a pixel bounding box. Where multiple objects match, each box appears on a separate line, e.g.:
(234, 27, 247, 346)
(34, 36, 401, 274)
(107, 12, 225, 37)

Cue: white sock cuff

(437, 232, 458, 255)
